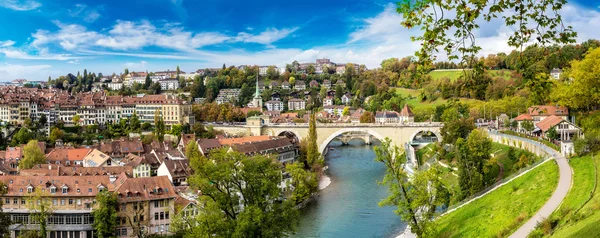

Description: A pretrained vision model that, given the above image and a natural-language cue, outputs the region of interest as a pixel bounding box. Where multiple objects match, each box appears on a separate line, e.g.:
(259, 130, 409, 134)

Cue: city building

(341, 93, 352, 105)
(159, 79, 179, 90)
(323, 80, 331, 89)
(399, 105, 415, 123)
(288, 99, 306, 111)
(215, 89, 241, 105)
(265, 101, 284, 112)
(323, 97, 334, 106)
(281, 81, 291, 90)
(231, 137, 297, 164)
(375, 111, 400, 124)
(294, 81, 306, 91)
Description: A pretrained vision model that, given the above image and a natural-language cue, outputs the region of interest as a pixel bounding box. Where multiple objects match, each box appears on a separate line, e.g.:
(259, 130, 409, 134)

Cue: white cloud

(235, 27, 299, 45)
(69, 4, 101, 23)
(32, 20, 99, 50)
(0, 64, 52, 81)
(124, 61, 148, 71)
(0, 40, 16, 47)
(0, 48, 80, 60)
(67, 60, 80, 64)
(0, 0, 41, 11)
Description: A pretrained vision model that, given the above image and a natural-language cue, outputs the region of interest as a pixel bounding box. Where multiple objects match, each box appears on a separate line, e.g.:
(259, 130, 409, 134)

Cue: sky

(0, 0, 599, 81)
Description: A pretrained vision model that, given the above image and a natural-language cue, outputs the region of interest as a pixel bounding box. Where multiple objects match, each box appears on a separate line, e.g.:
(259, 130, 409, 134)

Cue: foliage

(456, 130, 491, 199)
(522, 120, 535, 133)
(285, 162, 319, 204)
(397, 0, 576, 70)
(93, 191, 119, 238)
(26, 189, 53, 238)
(154, 110, 165, 142)
(20, 140, 46, 169)
(306, 112, 321, 169)
(546, 126, 559, 140)
(552, 47, 600, 111)
(375, 138, 449, 237)
(187, 148, 299, 237)
(12, 127, 34, 145)
(192, 103, 246, 123)
(360, 111, 375, 123)
(0, 181, 11, 236)
(48, 127, 64, 144)
(440, 103, 475, 145)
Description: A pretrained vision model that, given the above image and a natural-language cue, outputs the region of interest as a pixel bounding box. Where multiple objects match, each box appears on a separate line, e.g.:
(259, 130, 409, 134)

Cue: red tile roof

(514, 113, 533, 121)
(536, 115, 564, 132)
(528, 105, 569, 116)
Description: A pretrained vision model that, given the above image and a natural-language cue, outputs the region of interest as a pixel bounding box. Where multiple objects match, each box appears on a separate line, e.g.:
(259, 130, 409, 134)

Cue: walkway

(487, 131, 572, 238)
(509, 144, 572, 237)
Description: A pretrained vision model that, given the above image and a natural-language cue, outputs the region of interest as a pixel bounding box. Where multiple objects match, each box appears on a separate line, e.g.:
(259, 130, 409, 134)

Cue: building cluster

(0, 132, 299, 237)
(0, 87, 194, 129)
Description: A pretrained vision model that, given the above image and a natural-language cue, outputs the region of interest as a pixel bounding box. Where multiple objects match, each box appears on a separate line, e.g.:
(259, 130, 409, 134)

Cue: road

(509, 149, 572, 237)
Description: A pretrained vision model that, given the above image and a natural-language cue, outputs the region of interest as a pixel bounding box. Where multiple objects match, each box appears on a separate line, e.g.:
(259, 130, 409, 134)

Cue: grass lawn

(428, 69, 516, 82)
(545, 155, 598, 237)
(432, 161, 559, 238)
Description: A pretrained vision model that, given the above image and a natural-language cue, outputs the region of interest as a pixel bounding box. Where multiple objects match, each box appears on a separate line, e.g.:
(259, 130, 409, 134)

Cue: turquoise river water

(293, 140, 406, 238)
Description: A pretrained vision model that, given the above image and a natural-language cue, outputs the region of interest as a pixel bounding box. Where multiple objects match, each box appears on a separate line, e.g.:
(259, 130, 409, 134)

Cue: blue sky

(0, 0, 599, 81)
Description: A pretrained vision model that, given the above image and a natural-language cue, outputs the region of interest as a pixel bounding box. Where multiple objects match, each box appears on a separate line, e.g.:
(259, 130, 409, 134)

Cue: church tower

(251, 74, 263, 109)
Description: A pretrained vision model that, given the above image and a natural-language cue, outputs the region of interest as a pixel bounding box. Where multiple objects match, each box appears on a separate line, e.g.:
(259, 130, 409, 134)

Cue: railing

(206, 122, 444, 128)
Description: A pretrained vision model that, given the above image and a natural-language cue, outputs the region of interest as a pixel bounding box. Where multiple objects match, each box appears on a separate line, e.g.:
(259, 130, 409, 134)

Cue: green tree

(129, 113, 141, 132)
(93, 191, 119, 238)
(289, 76, 296, 86)
(306, 112, 321, 169)
(20, 140, 46, 169)
(48, 128, 64, 144)
(335, 84, 343, 101)
(170, 124, 184, 137)
(191, 75, 206, 99)
(306, 64, 316, 75)
(375, 138, 449, 237)
(440, 106, 475, 145)
(342, 107, 350, 116)
(546, 127, 559, 141)
(457, 130, 491, 199)
(266, 66, 279, 79)
(522, 120, 535, 133)
(552, 47, 600, 111)
(285, 162, 318, 204)
(187, 148, 299, 237)
(72, 114, 81, 126)
(0, 181, 11, 236)
(12, 127, 34, 145)
(397, 0, 576, 71)
(26, 189, 53, 238)
(144, 74, 152, 89)
(153, 110, 165, 142)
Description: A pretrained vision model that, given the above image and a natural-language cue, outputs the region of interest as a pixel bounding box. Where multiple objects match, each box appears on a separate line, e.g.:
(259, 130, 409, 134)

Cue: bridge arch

(319, 128, 386, 155)
(272, 129, 302, 144)
(409, 129, 442, 144)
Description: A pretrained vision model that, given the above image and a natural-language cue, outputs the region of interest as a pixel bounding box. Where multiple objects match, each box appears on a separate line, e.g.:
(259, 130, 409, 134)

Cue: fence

(440, 131, 557, 215)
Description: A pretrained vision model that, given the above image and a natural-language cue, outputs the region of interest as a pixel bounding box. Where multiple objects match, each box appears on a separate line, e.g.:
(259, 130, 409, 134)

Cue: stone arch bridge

(208, 122, 443, 155)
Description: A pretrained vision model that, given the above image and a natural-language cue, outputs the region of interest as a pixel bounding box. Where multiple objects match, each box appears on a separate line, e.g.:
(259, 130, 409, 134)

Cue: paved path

(509, 148, 572, 237)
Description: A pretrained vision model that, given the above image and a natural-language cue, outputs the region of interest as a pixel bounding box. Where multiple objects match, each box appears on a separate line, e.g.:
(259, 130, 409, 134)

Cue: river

(293, 140, 406, 238)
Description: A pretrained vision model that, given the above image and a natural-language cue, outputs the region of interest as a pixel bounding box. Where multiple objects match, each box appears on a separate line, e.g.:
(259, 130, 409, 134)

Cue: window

(68, 199, 73, 205)
(155, 226, 159, 233)
(165, 211, 169, 220)
(62, 187, 68, 194)
(21, 199, 25, 205)
(27, 187, 33, 193)
(160, 212, 164, 220)
(13, 198, 17, 204)
(77, 189, 80, 193)
(19, 188, 23, 193)
(50, 188, 56, 194)
(53, 199, 58, 206)
(77, 199, 81, 205)
(88, 188, 92, 193)
(154, 200, 159, 208)
(61, 199, 65, 206)
(154, 212, 158, 220)
(4, 198, 8, 204)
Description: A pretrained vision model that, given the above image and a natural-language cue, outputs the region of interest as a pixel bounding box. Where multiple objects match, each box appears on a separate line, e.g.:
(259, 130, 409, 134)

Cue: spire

(254, 73, 261, 98)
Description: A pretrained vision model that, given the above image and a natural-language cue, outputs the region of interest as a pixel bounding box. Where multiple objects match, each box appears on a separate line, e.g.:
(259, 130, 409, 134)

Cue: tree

(49, 128, 65, 144)
(522, 120, 535, 133)
(306, 64, 316, 75)
(26, 189, 53, 238)
(398, 0, 576, 71)
(93, 191, 119, 238)
(170, 124, 184, 137)
(144, 75, 152, 89)
(191, 75, 206, 99)
(154, 110, 165, 142)
(375, 138, 449, 237)
(552, 47, 600, 111)
(20, 140, 46, 169)
(12, 127, 34, 145)
(39, 114, 47, 127)
(457, 130, 491, 199)
(130, 113, 141, 132)
(187, 148, 299, 237)
(360, 111, 375, 123)
(440, 106, 475, 145)
(72, 115, 81, 126)
(266, 66, 279, 79)
(342, 107, 350, 117)
(335, 84, 343, 101)
(306, 112, 321, 169)
(0, 181, 11, 236)
(124, 68, 129, 75)
(289, 76, 296, 85)
(285, 162, 318, 204)
(547, 127, 559, 141)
